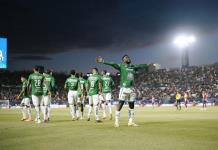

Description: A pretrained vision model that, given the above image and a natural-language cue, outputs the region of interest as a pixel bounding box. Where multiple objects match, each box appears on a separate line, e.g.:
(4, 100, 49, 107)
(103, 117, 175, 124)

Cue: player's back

(28, 72, 44, 96)
(43, 74, 53, 95)
(88, 74, 101, 96)
(66, 76, 79, 91)
(79, 77, 86, 91)
(102, 75, 113, 93)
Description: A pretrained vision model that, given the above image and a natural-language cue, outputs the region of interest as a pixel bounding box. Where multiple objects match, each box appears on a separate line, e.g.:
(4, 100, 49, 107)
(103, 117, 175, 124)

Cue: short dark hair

(92, 67, 98, 72)
(34, 66, 39, 71)
(79, 72, 83, 77)
(39, 66, 44, 74)
(75, 73, 79, 78)
(102, 70, 107, 74)
(21, 75, 26, 78)
(70, 70, 76, 75)
(122, 54, 129, 60)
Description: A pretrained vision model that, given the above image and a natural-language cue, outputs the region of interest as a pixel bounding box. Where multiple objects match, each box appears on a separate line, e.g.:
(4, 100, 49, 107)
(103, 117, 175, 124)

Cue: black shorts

(176, 100, 181, 104)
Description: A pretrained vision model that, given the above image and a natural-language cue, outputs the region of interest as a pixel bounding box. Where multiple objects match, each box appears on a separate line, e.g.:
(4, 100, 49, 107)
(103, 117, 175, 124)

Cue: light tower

(173, 34, 196, 68)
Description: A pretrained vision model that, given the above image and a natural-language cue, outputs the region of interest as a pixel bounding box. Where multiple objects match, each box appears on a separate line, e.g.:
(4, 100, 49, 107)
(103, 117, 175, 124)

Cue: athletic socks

(115, 110, 120, 124)
(21, 106, 27, 119)
(102, 103, 106, 118)
(87, 105, 92, 119)
(27, 107, 32, 119)
(69, 105, 75, 118)
(108, 102, 112, 115)
(128, 109, 134, 124)
(94, 105, 99, 120)
(35, 106, 40, 120)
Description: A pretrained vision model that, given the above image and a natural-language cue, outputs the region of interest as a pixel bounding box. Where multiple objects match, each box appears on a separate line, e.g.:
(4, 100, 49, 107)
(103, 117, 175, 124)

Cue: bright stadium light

(173, 34, 196, 49)
(173, 34, 196, 68)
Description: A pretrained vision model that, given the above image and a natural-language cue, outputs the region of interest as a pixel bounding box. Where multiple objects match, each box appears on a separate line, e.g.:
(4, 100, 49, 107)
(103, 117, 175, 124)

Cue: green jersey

(65, 75, 79, 91)
(28, 72, 44, 96)
(101, 75, 114, 93)
(103, 61, 148, 88)
(43, 74, 55, 96)
(21, 80, 29, 98)
(87, 73, 101, 96)
(79, 77, 87, 91)
(78, 77, 87, 97)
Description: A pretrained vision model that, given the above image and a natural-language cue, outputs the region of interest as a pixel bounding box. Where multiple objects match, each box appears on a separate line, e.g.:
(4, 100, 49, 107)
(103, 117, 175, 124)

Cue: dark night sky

(1, 0, 218, 73)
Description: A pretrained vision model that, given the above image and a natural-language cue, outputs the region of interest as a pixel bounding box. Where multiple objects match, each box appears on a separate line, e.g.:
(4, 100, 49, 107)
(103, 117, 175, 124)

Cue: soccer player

(65, 70, 80, 120)
(17, 75, 32, 122)
(97, 55, 150, 127)
(184, 91, 189, 109)
(77, 72, 87, 120)
(101, 70, 114, 120)
(151, 96, 155, 109)
(86, 68, 102, 122)
(47, 70, 57, 121)
(41, 69, 55, 122)
(27, 66, 44, 123)
(202, 90, 208, 110)
(175, 91, 182, 110)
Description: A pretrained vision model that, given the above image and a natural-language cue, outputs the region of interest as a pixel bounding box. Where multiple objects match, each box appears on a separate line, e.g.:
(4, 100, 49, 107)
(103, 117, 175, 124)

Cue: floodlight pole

(181, 48, 189, 68)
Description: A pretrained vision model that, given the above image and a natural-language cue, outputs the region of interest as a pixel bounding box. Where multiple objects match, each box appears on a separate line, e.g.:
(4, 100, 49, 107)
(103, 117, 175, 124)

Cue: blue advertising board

(0, 37, 7, 68)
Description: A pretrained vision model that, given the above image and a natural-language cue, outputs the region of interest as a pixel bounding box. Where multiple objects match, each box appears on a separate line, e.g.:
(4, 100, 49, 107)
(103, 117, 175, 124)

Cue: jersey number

(35, 79, 41, 87)
(90, 81, 95, 88)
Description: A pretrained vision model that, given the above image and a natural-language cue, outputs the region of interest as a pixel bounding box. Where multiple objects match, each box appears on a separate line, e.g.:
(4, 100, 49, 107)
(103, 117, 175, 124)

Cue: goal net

(0, 100, 10, 109)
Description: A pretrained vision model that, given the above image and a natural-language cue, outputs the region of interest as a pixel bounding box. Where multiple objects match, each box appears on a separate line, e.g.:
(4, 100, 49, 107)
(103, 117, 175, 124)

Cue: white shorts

(102, 93, 112, 101)
(119, 87, 136, 101)
(41, 95, 51, 106)
(21, 98, 31, 106)
(68, 90, 78, 105)
(88, 95, 99, 105)
(32, 95, 43, 107)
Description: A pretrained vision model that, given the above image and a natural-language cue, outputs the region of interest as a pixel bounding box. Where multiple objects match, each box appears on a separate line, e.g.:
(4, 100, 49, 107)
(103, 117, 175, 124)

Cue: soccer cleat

(21, 118, 27, 121)
(25, 118, 33, 122)
(44, 119, 48, 123)
(128, 122, 139, 127)
(96, 120, 102, 123)
(76, 117, 79, 120)
(87, 118, 90, 121)
(114, 122, 119, 128)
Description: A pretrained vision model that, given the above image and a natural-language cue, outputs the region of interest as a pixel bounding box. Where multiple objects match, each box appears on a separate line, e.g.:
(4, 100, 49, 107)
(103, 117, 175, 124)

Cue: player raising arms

(101, 70, 114, 120)
(65, 70, 80, 121)
(41, 69, 55, 122)
(97, 55, 151, 127)
(17, 75, 32, 122)
(86, 68, 102, 122)
(27, 66, 44, 124)
(78, 72, 87, 120)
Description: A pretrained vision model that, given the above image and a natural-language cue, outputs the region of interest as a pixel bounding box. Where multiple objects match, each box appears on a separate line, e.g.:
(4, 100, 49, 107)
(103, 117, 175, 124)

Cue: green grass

(0, 106, 218, 150)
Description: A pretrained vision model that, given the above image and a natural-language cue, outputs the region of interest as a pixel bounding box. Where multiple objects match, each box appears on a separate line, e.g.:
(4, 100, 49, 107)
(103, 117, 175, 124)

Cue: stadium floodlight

(173, 34, 196, 49)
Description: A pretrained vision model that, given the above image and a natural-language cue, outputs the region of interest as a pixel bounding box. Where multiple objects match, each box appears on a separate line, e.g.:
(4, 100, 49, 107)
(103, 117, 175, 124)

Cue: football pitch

(0, 107, 218, 150)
